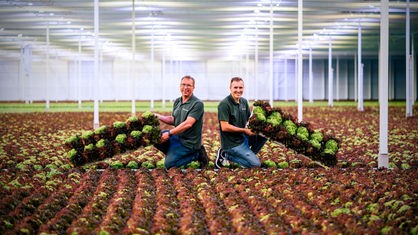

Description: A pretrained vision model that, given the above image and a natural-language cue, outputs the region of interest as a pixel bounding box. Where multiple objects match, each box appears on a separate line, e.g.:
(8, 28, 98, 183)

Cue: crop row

(0, 108, 417, 234)
(0, 168, 416, 234)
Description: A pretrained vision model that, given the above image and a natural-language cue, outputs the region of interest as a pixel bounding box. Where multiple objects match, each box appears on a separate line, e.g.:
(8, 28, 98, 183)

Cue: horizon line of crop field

(0, 100, 413, 113)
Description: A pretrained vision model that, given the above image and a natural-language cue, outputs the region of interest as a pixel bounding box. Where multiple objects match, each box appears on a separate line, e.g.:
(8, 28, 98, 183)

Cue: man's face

(230, 80, 244, 101)
(180, 77, 195, 98)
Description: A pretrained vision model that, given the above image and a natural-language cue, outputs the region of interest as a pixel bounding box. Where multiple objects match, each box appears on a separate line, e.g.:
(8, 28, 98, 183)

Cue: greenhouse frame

(0, 0, 416, 104)
(0, 1, 417, 234)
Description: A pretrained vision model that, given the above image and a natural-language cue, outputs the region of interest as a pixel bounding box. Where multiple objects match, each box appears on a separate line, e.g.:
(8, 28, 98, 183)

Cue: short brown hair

(230, 77, 243, 84)
(181, 75, 195, 86)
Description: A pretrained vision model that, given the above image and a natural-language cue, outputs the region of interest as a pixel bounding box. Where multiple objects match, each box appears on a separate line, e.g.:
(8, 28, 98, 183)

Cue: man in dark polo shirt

(154, 75, 208, 169)
(216, 77, 267, 168)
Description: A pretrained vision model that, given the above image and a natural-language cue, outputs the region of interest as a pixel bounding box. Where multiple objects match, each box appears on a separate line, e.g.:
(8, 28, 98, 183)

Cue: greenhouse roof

(0, 0, 417, 61)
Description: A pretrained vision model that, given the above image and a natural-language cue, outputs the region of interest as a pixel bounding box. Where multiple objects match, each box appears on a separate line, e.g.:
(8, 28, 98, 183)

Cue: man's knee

(164, 157, 175, 169)
(249, 157, 261, 167)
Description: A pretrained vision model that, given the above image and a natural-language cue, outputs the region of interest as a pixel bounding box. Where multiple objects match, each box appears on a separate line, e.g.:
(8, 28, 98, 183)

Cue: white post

(254, 21, 259, 100)
(328, 35, 333, 107)
(19, 44, 24, 101)
(239, 53, 243, 76)
(406, 0, 412, 117)
(345, 58, 349, 99)
(284, 58, 288, 101)
(336, 56, 339, 101)
(269, 0, 274, 107)
(150, 24, 155, 110)
(295, 58, 298, 101)
(358, 24, 364, 111)
(99, 41, 103, 103)
(170, 49, 174, 102)
(46, 24, 50, 110)
(78, 32, 82, 108)
(162, 41, 166, 108)
(297, 0, 303, 122)
(131, 0, 136, 115)
(309, 45, 313, 103)
(378, 0, 389, 168)
(246, 51, 249, 100)
(93, 0, 100, 129)
(412, 37, 416, 105)
(354, 52, 357, 101)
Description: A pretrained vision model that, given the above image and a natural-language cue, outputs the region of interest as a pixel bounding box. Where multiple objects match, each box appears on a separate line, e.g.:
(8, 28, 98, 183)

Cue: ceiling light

(149, 10, 163, 17)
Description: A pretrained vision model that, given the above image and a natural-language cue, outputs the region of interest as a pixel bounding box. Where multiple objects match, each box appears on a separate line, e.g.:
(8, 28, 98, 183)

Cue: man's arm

(170, 116, 196, 135)
(219, 120, 254, 136)
(160, 116, 196, 141)
(155, 114, 174, 125)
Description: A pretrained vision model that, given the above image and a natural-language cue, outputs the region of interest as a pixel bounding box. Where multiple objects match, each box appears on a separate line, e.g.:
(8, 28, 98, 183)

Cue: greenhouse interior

(0, 1, 417, 234)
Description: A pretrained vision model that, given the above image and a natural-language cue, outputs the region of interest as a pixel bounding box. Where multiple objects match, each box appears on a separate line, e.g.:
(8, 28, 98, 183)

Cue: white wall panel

(0, 56, 414, 102)
(0, 60, 19, 100)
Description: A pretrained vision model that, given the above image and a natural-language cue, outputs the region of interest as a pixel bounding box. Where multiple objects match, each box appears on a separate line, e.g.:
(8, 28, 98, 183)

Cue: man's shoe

(215, 148, 227, 169)
(197, 145, 209, 169)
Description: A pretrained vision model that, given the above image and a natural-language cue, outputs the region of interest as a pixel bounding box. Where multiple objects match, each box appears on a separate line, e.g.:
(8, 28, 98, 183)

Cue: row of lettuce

(64, 111, 161, 166)
(64, 102, 340, 168)
(248, 100, 339, 166)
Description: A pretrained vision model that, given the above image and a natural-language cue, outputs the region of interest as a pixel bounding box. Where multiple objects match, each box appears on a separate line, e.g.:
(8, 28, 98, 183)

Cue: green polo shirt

(172, 94, 204, 150)
(218, 95, 251, 150)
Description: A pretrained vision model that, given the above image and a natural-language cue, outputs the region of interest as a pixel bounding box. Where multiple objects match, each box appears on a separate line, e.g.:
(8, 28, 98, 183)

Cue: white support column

(245, 51, 249, 99)
(295, 57, 298, 100)
(378, 0, 389, 168)
(345, 59, 349, 99)
(254, 22, 259, 100)
(19, 43, 24, 101)
(367, 63, 371, 99)
(99, 42, 103, 103)
(412, 37, 416, 105)
(358, 25, 364, 111)
(93, 0, 100, 129)
(170, 48, 174, 102)
(20, 42, 31, 103)
(336, 56, 339, 101)
(328, 35, 333, 107)
(269, 0, 274, 107)
(297, 0, 303, 122)
(131, 0, 136, 115)
(284, 58, 288, 101)
(240, 53, 244, 76)
(309, 45, 313, 103)
(78, 32, 82, 108)
(150, 24, 155, 110)
(46, 25, 50, 111)
(162, 41, 166, 108)
(354, 53, 357, 101)
(406, 0, 413, 117)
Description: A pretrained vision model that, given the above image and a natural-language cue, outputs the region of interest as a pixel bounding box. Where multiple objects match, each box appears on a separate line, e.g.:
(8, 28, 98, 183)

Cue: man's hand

(220, 120, 255, 135)
(161, 130, 170, 142)
(244, 128, 256, 136)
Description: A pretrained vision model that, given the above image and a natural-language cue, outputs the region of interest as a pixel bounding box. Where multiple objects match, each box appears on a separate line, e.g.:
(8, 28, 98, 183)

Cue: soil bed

(0, 106, 417, 234)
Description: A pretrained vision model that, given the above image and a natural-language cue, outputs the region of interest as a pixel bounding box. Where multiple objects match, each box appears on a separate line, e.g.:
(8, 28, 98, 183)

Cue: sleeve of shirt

(245, 99, 251, 119)
(172, 98, 181, 116)
(188, 100, 204, 120)
(218, 101, 229, 122)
